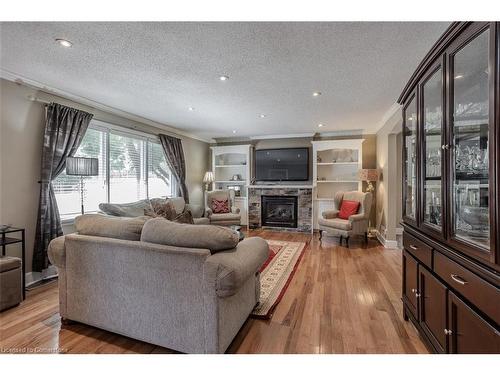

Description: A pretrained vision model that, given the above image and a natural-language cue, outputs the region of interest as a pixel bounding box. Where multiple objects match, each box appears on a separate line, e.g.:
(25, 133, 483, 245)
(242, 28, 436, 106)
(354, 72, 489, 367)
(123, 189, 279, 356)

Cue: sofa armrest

(322, 210, 339, 219)
(48, 236, 66, 268)
(348, 213, 366, 223)
(205, 237, 269, 298)
(205, 208, 213, 218)
(186, 203, 204, 218)
(231, 206, 240, 214)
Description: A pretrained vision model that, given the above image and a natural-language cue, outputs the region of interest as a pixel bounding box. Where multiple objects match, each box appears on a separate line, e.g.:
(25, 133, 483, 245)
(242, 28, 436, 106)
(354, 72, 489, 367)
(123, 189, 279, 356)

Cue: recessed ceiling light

(313, 92, 322, 97)
(188, 107, 195, 111)
(219, 75, 229, 81)
(232, 130, 237, 134)
(55, 38, 73, 48)
(318, 123, 324, 128)
(260, 114, 266, 118)
(455, 74, 464, 79)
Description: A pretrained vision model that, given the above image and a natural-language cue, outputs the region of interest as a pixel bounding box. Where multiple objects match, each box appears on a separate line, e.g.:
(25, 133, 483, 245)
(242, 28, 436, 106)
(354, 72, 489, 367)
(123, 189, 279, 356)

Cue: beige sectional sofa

(48, 215, 268, 353)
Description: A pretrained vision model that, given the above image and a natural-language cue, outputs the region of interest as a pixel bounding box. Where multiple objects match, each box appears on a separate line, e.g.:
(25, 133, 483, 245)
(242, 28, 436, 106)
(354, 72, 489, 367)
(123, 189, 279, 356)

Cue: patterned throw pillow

(144, 200, 194, 224)
(212, 198, 230, 214)
(144, 200, 177, 220)
(173, 209, 194, 224)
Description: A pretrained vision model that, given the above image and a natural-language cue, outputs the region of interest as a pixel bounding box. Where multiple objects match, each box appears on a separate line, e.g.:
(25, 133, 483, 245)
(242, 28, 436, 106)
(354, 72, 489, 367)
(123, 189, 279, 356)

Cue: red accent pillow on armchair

(212, 199, 230, 214)
(338, 200, 360, 220)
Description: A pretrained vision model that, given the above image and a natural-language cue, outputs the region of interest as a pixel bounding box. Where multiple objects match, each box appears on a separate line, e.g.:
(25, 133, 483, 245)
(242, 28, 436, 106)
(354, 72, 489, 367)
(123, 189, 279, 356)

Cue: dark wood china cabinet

(399, 22, 500, 353)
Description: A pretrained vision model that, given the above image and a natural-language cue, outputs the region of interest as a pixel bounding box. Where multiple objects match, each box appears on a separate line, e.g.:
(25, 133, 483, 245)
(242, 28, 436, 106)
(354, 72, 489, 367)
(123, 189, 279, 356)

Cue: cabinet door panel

(449, 26, 493, 259)
(403, 95, 418, 224)
(448, 291, 500, 353)
(403, 251, 419, 319)
(422, 65, 444, 236)
(419, 267, 447, 353)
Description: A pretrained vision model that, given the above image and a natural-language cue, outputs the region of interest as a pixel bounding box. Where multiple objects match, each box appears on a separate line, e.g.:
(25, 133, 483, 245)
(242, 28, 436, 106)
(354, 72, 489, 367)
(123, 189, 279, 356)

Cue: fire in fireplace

(261, 195, 298, 228)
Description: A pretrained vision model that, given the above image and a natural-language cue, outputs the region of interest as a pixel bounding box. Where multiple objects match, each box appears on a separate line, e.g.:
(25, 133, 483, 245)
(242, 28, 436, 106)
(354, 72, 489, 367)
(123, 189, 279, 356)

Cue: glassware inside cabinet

(452, 28, 490, 249)
(423, 67, 443, 229)
(404, 97, 417, 220)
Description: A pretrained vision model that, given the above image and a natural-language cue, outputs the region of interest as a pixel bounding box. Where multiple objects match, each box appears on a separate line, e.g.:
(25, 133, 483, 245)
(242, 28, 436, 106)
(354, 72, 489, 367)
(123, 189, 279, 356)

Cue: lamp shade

(358, 169, 379, 182)
(66, 157, 99, 176)
(203, 171, 215, 184)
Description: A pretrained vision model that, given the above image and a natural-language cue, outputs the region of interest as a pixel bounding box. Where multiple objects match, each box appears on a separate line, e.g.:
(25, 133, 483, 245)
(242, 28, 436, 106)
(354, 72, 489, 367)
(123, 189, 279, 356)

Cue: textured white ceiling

(0, 22, 449, 140)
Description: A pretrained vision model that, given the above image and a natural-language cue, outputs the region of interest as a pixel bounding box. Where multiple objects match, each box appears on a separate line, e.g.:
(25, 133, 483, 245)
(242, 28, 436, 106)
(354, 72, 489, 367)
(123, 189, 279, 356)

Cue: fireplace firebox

(261, 195, 298, 228)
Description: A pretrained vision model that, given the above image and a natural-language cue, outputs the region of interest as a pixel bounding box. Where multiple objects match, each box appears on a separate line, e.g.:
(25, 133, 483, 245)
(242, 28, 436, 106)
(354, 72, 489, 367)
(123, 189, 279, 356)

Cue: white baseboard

(374, 230, 399, 249)
(25, 265, 58, 287)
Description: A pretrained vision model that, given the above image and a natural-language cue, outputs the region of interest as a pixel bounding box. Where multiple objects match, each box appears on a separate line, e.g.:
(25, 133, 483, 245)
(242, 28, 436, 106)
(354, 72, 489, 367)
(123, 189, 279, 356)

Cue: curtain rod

(26, 95, 180, 139)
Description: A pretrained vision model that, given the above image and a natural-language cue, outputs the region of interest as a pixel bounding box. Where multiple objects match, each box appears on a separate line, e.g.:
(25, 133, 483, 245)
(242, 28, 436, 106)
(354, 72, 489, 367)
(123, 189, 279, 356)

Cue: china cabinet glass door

(451, 28, 490, 251)
(404, 96, 418, 221)
(422, 67, 443, 231)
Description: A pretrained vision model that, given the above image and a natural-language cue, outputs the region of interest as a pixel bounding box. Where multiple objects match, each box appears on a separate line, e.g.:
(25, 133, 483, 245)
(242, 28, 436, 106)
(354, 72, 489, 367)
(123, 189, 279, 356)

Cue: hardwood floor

(0, 230, 428, 354)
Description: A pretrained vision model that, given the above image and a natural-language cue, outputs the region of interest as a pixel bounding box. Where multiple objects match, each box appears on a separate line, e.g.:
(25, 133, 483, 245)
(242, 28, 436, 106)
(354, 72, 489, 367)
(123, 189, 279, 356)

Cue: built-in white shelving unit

(210, 145, 253, 225)
(311, 139, 364, 229)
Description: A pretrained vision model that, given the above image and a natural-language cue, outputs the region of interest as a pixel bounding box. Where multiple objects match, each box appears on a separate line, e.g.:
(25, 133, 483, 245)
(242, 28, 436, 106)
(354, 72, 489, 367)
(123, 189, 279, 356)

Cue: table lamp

(358, 169, 379, 193)
(203, 171, 215, 191)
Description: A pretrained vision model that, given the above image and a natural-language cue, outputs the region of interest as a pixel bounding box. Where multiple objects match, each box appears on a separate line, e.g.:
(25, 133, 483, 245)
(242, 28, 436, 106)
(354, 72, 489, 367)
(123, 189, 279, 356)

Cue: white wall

(0, 78, 209, 273)
(375, 108, 402, 244)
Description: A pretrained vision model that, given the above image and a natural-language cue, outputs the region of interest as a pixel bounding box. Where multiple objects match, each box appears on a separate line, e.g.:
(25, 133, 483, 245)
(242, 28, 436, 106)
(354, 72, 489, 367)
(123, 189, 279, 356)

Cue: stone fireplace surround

(248, 185, 313, 233)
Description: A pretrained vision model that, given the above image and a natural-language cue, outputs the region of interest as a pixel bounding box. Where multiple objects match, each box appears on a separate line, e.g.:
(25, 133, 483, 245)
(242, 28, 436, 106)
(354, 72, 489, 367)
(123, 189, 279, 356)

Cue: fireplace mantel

(249, 184, 313, 189)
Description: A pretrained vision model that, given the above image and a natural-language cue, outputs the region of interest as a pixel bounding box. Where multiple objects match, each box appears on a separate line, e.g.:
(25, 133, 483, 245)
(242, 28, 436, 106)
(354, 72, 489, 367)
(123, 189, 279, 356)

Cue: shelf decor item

(66, 157, 99, 215)
(231, 174, 241, 181)
(203, 171, 215, 191)
(358, 169, 379, 193)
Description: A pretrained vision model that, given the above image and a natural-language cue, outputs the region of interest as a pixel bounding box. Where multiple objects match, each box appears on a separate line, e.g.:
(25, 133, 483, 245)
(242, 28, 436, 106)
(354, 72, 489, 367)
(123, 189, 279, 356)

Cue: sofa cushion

(209, 212, 241, 222)
(141, 218, 239, 253)
(0, 256, 21, 273)
(75, 214, 150, 241)
(318, 217, 352, 231)
(99, 199, 152, 217)
(193, 217, 210, 225)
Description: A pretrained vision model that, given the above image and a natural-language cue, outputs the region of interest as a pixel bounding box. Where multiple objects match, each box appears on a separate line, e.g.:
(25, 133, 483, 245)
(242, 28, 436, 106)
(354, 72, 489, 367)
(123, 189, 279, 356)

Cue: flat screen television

(255, 148, 309, 181)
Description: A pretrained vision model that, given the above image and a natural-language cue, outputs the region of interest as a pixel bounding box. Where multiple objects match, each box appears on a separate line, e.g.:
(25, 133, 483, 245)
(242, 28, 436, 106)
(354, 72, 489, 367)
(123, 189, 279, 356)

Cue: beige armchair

(318, 191, 373, 246)
(206, 189, 241, 226)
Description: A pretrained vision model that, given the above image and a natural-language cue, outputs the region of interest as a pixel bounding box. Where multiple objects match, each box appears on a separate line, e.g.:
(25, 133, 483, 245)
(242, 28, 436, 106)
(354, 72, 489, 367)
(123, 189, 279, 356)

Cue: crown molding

(249, 132, 315, 140)
(373, 102, 401, 134)
(0, 69, 213, 143)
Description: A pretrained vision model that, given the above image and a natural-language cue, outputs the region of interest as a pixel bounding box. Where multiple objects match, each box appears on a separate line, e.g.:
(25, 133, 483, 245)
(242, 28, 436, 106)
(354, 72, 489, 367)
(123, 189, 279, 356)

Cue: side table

(0, 227, 25, 299)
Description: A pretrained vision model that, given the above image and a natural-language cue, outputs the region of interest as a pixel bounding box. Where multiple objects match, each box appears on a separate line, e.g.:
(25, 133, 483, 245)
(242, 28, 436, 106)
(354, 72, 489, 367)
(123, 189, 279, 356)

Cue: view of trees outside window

(53, 125, 173, 219)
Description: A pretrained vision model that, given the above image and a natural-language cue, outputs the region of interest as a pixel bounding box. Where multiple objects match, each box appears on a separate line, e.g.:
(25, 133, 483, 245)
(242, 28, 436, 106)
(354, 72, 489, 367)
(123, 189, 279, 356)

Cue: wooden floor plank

(0, 230, 428, 354)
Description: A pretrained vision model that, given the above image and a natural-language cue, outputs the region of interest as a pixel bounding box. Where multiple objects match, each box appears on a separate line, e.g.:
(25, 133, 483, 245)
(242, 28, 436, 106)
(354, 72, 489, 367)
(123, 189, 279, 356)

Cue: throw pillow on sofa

(75, 214, 150, 241)
(141, 218, 239, 253)
(338, 200, 361, 220)
(212, 198, 230, 214)
(145, 200, 195, 224)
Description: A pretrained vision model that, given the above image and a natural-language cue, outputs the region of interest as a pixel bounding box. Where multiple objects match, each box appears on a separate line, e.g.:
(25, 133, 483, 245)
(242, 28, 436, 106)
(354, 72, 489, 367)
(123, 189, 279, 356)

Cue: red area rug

(251, 240, 306, 319)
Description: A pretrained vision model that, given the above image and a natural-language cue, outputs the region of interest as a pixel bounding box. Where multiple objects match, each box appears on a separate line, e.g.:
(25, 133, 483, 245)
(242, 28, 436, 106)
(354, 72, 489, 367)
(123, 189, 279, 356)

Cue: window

(53, 122, 174, 220)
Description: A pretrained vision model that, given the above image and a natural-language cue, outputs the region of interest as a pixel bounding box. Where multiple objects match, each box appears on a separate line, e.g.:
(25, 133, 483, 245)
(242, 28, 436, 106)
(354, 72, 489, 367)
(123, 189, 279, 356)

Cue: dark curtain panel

(159, 134, 189, 203)
(33, 103, 93, 272)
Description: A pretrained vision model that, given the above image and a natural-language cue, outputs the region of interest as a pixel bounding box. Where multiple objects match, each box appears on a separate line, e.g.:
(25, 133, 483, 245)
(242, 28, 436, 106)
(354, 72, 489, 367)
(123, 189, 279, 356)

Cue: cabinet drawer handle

(444, 328, 453, 336)
(411, 288, 417, 293)
(409, 245, 418, 250)
(451, 274, 468, 285)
